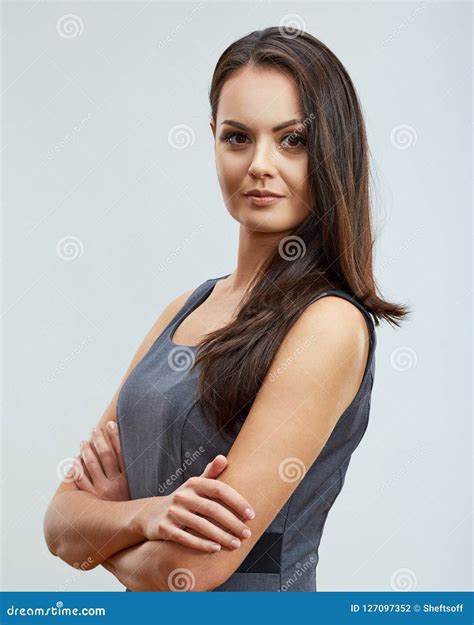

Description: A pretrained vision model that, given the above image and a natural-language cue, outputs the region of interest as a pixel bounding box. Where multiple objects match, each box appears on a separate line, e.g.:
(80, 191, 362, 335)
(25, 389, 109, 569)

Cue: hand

(72, 421, 130, 502)
(137, 455, 255, 553)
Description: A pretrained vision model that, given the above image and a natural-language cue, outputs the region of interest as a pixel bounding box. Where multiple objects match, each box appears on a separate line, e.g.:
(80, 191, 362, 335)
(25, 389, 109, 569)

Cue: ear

(209, 118, 216, 138)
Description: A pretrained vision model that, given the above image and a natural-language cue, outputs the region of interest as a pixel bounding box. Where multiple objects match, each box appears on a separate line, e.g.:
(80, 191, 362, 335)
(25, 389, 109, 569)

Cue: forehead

(217, 65, 302, 128)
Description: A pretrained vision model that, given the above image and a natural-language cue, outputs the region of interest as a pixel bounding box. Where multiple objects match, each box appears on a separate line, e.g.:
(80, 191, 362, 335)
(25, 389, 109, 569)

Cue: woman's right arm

(43, 288, 194, 569)
(43, 484, 155, 569)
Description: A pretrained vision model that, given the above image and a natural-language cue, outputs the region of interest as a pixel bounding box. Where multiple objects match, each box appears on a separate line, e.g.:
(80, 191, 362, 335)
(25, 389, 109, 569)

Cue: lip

(244, 189, 285, 198)
(243, 188, 285, 207)
(244, 195, 283, 207)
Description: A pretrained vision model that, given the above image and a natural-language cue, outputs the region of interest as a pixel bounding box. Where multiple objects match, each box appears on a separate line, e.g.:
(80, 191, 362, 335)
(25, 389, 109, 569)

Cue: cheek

(285, 159, 311, 208)
(215, 149, 311, 213)
(216, 153, 247, 190)
(286, 154, 308, 184)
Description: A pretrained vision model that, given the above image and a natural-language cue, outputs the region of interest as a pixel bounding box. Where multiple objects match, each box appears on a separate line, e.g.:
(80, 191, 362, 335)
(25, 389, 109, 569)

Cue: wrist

(127, 495, 168, 539)
(125, 498, 148, 540)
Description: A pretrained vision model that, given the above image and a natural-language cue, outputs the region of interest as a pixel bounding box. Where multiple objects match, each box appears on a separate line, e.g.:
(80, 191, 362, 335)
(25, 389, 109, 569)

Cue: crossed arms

(44, 294, 369, 591)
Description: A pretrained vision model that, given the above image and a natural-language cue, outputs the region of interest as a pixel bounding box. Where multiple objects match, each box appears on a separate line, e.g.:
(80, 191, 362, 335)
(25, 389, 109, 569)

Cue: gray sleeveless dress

(117, 273, 376, 592)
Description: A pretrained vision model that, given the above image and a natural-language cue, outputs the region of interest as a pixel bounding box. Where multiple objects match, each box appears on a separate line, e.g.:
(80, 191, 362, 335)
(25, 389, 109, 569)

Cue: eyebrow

(220, 119, 304, 132)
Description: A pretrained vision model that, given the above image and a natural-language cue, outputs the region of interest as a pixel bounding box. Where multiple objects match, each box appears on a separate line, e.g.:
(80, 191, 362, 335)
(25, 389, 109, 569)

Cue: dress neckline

(167, 274, 231, 349)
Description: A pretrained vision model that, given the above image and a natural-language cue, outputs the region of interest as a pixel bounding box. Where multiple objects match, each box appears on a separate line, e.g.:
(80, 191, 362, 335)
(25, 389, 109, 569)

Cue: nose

(248, 141, 278, 179)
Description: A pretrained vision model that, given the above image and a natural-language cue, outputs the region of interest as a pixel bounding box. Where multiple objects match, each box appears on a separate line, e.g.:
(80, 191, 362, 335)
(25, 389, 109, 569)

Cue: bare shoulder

(291, 294, 370, 355)
(282, 293, 371, 396)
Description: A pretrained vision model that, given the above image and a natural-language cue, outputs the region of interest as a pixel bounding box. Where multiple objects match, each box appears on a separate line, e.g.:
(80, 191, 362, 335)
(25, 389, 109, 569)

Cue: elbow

(43, 505, 99, 571)
(54, 539, 101, 571)
(43, 506, 61, 558)
(159, 552, 228, 592)
(162, 567, 213, 593)
(51, 541, 101, 571)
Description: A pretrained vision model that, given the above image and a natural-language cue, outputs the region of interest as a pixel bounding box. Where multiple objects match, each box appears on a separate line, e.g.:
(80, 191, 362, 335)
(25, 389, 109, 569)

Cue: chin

(228, 208, 290, 233)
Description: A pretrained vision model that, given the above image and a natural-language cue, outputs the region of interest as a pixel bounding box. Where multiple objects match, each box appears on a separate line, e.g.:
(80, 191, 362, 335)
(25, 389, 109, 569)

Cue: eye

(220, 131, 250, 146)
(219, 130, 307, 150)
(280, 133, 307, 149)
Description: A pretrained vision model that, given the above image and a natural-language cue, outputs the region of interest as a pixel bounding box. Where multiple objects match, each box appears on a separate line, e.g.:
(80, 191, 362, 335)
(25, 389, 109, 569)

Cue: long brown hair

(191, 26, 411, 439)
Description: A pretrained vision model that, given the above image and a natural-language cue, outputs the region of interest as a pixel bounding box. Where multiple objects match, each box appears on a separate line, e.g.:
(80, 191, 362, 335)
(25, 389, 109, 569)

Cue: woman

(44, 26, 409, 592)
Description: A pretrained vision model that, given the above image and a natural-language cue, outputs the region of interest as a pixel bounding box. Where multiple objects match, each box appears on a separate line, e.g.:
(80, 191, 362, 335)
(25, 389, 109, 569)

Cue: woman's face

(210, 65, 312, 234)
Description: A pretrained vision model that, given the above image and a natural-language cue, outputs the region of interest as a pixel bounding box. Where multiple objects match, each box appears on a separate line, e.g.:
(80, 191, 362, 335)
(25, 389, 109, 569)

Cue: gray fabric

(118, 274, 376, 592)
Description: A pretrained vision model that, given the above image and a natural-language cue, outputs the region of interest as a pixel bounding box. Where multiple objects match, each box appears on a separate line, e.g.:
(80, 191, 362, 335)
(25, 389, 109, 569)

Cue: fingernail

(242, 528, 251, 538)
(80, 441, 87, 447)
(91, 427, 97, 434)
(107, 421, 116, 430)
(210, 544, 221, 552)
(244, 507, 255, 519)
(230, 539, 241, 549)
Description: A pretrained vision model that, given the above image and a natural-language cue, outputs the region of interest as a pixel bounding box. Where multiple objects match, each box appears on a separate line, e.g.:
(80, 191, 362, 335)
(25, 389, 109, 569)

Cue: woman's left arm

(99, 458, 235, 591)
(101, 296, 371, 592)
(101, 540, 162, 591)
